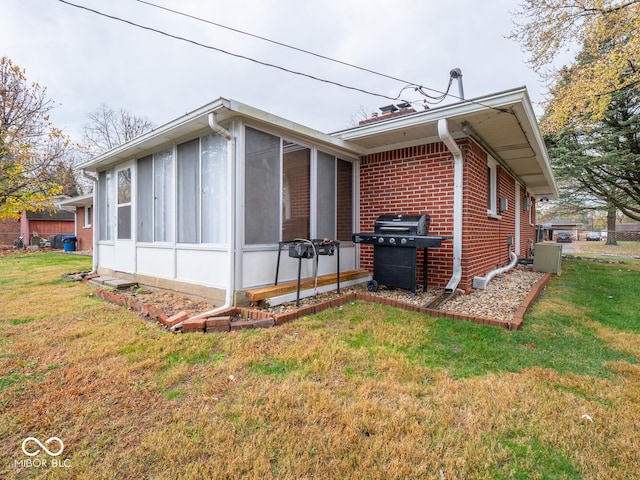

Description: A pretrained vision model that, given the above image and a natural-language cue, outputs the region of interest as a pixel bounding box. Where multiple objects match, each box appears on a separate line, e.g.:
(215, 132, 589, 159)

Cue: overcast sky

(2, 0, 544, 143)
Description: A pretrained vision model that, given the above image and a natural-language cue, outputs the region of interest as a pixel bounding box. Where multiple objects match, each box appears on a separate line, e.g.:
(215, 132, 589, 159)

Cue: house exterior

(80, 87, 557, 308)
(57, 193, 94, 251)
(20, 208, 75, 246)
(0, 203, 75, 247)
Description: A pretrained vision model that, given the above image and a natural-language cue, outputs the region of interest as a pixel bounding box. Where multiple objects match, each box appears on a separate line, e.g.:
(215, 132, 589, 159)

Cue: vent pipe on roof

(450, 68, 464, 100)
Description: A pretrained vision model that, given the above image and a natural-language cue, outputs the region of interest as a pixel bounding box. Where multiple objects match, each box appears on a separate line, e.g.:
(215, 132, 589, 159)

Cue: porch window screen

(98, 169, 114, 241)
(201, 133, 228, 244)
(316, 151, 336, 239)
(177, 139, 200, 243)
(282, 142, 310, 240)
(117, 167, 132, 240)
(336, 159, 353, 241)
(154, 149, 174, 242)
(137, 156, 153, 242)
(245, 127, 280, 244)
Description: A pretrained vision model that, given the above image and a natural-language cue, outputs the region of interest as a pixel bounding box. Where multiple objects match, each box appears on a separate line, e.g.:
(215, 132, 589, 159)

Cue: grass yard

(574, 239, 640, 257)
(1, 252, 639, 479)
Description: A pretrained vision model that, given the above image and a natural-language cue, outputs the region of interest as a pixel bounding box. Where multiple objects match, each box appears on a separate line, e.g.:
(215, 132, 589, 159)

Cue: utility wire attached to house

(57, 0, 514, 114)
(57, 0, 416, 103)
(134, 0, 452, 103)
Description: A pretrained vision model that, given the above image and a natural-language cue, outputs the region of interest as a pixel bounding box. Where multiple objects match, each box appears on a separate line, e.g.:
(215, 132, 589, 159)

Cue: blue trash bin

(63, 236, 77, 252)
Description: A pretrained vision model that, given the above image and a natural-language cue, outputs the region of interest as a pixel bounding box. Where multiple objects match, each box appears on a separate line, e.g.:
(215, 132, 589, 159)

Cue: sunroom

(83, 98, 365, 307)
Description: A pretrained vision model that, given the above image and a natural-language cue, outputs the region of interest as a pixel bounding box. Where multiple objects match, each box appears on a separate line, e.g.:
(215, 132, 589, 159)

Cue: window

(282, 142, 310, 240)
(244, 129, 355, 245)
(137, 155, 153, 242)
(316, 152, 353, 242)
(316, 151, 336, 239)
(117, 167, 132, 239)
(177, 139, 200, 243)
(245, 127, 280, 244)
(336, 159, 353, 241)
(98, 169, 114, 241)
(201, 134, 228, 243)
(137, 150, 175, 243)
(487, 157, 498, 216)
(84, 206, 92, 228)
(154, 149, 174, 242)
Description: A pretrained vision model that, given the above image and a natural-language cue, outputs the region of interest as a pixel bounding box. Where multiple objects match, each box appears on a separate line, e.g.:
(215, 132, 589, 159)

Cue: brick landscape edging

(94, 272, 553, 333)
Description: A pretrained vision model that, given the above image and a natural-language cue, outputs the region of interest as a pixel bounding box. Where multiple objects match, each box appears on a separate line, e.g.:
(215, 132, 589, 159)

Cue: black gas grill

(352, 214, 445, 294)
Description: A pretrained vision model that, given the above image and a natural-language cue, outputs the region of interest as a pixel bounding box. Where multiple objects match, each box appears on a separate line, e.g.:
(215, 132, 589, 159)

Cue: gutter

(170, 112, 236, 331)
(437, 118, 463, 293)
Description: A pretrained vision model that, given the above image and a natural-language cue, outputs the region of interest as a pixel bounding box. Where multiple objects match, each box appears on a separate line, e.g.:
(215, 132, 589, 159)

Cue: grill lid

(374, 214, 430, 236)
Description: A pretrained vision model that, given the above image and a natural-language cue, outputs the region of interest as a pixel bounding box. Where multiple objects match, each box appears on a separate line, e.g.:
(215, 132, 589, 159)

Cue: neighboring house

(79, 87, 557, 308)
(0, 201, 75, 246)
(57, 193, 94, 251)
(20, 208, 75, 245)
(540, 218, 583, 242)
(0, 217, 21, 245)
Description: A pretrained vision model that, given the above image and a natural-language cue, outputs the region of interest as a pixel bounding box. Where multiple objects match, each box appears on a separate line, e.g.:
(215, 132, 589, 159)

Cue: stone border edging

(93, 272, 553, 332)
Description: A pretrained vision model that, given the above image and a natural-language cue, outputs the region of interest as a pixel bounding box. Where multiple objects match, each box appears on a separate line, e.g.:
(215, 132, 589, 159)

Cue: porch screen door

(115, 164, 135, 273)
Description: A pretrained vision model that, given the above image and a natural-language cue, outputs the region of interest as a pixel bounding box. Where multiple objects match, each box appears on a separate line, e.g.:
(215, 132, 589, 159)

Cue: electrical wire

(57, 0, 416, 103)
(134, 0, 453, 102)
(56, 0, 514, 115)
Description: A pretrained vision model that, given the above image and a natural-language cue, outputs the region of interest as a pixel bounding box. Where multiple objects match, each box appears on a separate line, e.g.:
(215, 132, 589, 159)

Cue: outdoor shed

(80, 87, 557, 310)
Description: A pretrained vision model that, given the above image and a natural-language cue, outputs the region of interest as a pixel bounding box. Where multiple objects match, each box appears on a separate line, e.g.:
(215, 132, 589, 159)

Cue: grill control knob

(389, 237, 396, 244)
(400, 237, 407, 245)
(378, 237, 385, 244)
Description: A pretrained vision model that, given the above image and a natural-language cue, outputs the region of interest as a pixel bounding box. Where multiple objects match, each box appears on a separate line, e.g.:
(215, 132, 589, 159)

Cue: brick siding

(359, 138, 537, 292)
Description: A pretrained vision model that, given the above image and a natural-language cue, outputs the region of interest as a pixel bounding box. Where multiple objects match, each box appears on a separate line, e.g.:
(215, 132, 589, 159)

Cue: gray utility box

(533, 243, 562, 275)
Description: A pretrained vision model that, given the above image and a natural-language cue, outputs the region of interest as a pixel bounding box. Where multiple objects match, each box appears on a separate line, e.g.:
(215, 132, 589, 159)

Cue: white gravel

(263, 265, 545, 323)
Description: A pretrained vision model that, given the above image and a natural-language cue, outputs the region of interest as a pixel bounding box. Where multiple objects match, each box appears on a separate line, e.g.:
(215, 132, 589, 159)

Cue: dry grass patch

(2, 253, 640, 479)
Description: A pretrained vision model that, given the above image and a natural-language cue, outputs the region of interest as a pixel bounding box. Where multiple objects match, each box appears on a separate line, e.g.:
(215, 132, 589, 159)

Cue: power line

(134, 0, 453, 101)
(57, 0, 417, 103)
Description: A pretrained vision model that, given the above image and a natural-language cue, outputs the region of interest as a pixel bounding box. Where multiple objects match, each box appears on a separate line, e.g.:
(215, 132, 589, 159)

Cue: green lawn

(1, 252, 639, 479)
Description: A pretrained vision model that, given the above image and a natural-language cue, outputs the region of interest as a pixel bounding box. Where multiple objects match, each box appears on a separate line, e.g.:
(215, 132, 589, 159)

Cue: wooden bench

(245, 269, 370, 303)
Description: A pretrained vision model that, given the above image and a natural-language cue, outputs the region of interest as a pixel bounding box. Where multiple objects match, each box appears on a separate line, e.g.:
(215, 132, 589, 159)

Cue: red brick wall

(0, 219, 21, 245)
(358, 138, 537, 292)
(76, 206, 94, 251)
(359, 142, 455, 289)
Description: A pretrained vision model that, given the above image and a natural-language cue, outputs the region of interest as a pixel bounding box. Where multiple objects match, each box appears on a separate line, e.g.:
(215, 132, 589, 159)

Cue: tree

(81, 104, 154, 156)
(0, 56, 73, 220)
(545, 81, 640, 244)
(510, 0, 640, 132)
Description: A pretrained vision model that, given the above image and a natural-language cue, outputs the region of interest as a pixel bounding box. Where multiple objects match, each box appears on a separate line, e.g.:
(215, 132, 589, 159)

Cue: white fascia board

(79, 98, 230, 171)
(228, 99, 366, 156)
(335, 87, 531, 141)
(516, 91, 559, 198)
(56, 193, 94, 207)
(80, 97, 366, 172)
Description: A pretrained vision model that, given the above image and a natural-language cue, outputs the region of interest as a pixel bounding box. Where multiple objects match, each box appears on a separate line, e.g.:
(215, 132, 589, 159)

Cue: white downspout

(438, 118, 463, 293)
(82, 170, 99, 272)
(472, 251, 518, 290)
(171, 112, 235, 330)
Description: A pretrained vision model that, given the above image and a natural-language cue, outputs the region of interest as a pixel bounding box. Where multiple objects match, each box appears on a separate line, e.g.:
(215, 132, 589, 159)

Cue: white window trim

(84, 206, 92, 228)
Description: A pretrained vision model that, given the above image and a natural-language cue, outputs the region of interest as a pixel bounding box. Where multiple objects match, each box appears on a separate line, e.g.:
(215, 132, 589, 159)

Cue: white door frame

(114, 162, 135, 273)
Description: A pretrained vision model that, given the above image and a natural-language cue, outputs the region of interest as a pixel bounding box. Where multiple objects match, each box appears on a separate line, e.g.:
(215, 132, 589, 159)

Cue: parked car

(586, 231, 602, 241)
(556, 232, 572, 243)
